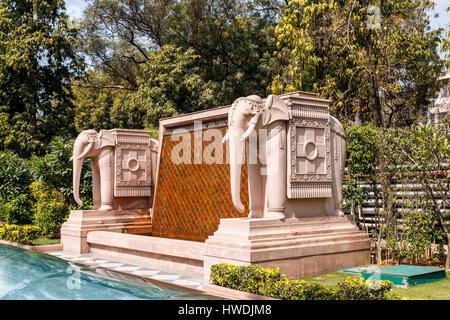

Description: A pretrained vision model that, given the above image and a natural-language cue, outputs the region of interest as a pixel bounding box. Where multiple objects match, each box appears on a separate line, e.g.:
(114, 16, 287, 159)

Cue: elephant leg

(98, 146, 114, 210)
(264, 121, 287, 220)
(91, 158, 101, 210)
(334, 135, 346, 216)
(330, 116, 346, 216)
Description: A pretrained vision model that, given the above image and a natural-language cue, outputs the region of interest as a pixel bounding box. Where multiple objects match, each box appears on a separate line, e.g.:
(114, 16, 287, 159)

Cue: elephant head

(71, 129, 115, 206)
(223, 94, 289, 213)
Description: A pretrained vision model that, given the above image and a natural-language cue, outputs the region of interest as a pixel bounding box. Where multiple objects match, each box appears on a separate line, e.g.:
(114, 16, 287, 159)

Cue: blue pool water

(0, 244, 213, 300)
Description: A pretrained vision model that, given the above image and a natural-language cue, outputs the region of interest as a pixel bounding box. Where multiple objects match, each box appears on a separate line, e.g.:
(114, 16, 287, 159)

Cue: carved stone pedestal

(203, 216, 370, 281)
(61, 209, 152, 254)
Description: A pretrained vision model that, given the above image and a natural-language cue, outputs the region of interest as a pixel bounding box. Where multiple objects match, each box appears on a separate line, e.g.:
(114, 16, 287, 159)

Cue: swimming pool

(0, 244, 214, 300)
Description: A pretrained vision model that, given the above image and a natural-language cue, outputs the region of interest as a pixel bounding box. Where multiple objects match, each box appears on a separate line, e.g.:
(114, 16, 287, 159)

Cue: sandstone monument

(222, 94, 346, 219)
(61, 91, 370, 280)
(61, 129, 157, 253)
(204, 92, 369, 279)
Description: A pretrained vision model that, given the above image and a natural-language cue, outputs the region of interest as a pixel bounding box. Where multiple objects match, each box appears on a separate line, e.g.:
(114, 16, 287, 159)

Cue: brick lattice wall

(151, 126, 249, 241)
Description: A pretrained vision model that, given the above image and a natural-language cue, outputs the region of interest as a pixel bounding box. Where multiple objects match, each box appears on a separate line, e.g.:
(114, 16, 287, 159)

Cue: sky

(65, 0, 449, 52)
(429, 0, 450, 30)
(65, 0, 87, 20)
(65, 0, 450, 26)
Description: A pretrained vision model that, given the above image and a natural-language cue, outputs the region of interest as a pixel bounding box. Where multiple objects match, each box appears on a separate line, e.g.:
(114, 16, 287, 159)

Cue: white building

(430, 71, 450, 123)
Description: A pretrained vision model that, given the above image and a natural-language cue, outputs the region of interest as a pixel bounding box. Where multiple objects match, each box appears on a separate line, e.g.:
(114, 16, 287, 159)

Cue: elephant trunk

(229, 129, 245, 213)
(71, 140, 94, 206)
(72, 157, 83, 206)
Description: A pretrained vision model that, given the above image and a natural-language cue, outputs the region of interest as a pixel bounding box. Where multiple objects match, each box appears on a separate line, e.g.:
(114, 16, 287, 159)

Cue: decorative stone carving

(206, 92, 369, 280)
(287, 109, 332, 199)
(71, 128, 158, 210)
(64, 129, 157, 254)
(110, 129, 153, 197)
(223, 92, 347, 219)
(71, 129, 116, 210)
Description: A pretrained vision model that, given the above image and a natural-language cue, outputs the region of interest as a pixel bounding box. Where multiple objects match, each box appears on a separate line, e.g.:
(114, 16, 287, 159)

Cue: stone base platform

(61, 213, 370, 280)
(61, 209, 152, 254)
(203, 216, 371, 280)
(86, 231, 205, 276)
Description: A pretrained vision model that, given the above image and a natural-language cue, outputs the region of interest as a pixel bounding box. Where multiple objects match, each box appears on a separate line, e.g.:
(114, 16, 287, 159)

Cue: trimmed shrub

(0, 224, 42, 245)
(30, 182, 68, 238)
(29, 136, 93, 209)
(0, 194, 33, 225)
(0, 151, 33, 202)
(334, 277, 400, 300)
(343, 123, 449, 266)
(210, 263, 283, 294)
(260, 278, 336, 300)
(210, 264, 402, 300)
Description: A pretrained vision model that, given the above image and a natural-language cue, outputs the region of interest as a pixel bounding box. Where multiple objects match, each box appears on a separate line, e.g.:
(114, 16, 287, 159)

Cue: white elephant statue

(71, 128, 157, 211)
(71, 129, 116, 210)
(223, 94, 346, 220)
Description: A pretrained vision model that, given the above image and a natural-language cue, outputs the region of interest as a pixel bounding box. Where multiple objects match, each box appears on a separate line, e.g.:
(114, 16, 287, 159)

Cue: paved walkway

(46, 251, 204, 291)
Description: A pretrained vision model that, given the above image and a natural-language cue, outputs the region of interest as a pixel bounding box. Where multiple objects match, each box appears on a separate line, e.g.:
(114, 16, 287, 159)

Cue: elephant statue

(223, 94, 346, 220)
(71, 129, 116, 210)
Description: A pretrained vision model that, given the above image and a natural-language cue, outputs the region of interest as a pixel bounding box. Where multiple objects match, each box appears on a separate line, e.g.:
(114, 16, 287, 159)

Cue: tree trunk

(374, 182, 384, 266)
(368, 74, 383, 127)
(435, 212, 450, 269)
(314, 14, 326, 89)
(446, 234, 450, 269)
(360, 0, 383, 128)
(355, 108, 362, 126)
(377, 238, 382, 266)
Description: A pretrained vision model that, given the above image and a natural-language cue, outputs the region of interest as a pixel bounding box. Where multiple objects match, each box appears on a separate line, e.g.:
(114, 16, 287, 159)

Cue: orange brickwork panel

(151, 126, 249, 242)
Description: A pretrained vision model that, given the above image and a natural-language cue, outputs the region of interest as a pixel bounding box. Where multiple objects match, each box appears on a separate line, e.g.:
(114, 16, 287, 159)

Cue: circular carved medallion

(127, 158, 140, 172)
(304, 140, 318, 161)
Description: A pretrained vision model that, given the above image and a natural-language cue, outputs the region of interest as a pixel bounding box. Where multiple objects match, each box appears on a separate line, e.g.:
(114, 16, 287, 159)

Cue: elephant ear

(261, 95, 290, 126)
(97, 129, 116, 149)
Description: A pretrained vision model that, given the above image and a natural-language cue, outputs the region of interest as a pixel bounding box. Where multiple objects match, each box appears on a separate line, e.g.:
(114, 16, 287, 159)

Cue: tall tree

(72, 71, 134, 132)
(77, 0, 283, 107)
(272, 0, 444, 127)
(0, 0, 83, 156)
(442, 6, 450, 67)
(126, 45, 215, 126)
(73, 46, 215, 130)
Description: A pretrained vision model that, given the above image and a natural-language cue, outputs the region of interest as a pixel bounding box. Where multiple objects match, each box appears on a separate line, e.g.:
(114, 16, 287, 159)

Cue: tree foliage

(127, 45, 215, 127)
(72, 71, 134, 131)
(272, 0, 444, 127)
(29, 136, 92, 207)
(0, 151, 32, 202)
(73, 45, 216, 129)
(0, 0, 83, 156)
(391, 124, 450, 267)
(441, 6, 450, 67)
(74, 0, 282, 112)
(344, 122, 449, 266)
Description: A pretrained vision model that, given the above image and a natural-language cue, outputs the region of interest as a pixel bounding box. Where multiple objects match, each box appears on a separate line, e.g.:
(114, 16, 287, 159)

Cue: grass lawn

(302, 270, 450, 300)
(32, 237, 61, 246)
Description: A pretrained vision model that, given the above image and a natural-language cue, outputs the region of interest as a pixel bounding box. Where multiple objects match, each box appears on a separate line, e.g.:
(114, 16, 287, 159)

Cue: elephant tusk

(241, 122, 256, 142)
(77, 141, 94, 160)
(265, 94, 274, 109)
(222, 130, 229, 143)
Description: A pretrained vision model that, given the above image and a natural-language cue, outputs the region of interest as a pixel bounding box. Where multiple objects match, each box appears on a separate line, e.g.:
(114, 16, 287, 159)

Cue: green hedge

(210, 264, 402, 300)
(0, 194, 33, 225)
(210, 263, 284, 293)
(0, 224, 42, 245)
(30, 182, 68, 238)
